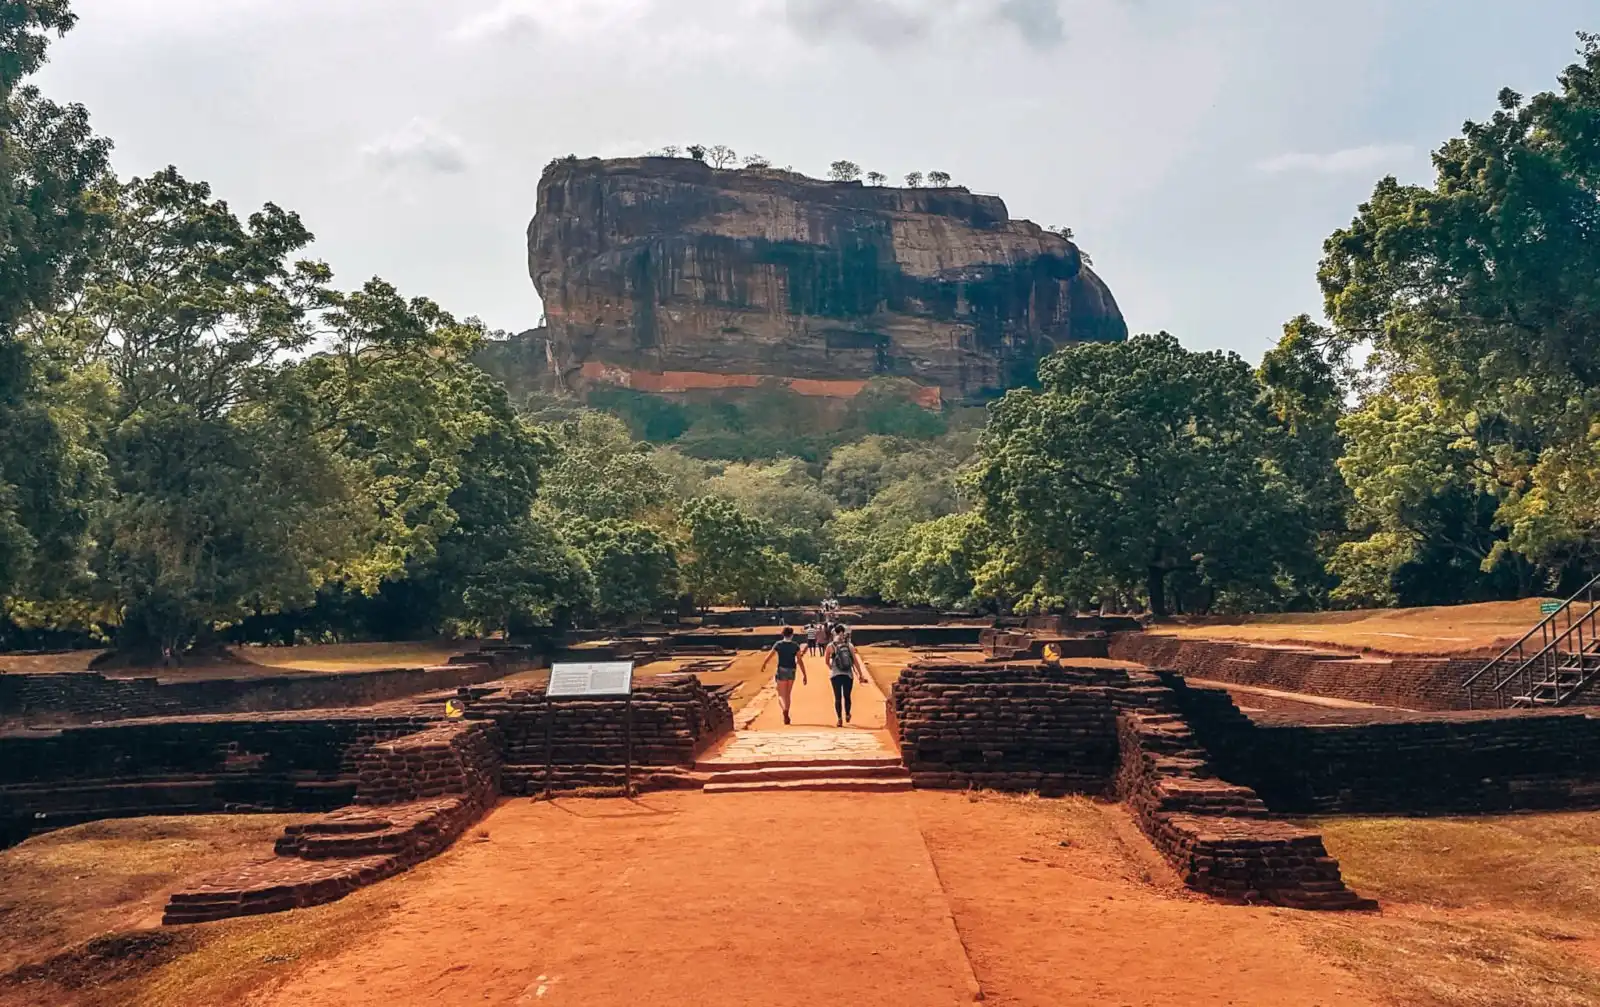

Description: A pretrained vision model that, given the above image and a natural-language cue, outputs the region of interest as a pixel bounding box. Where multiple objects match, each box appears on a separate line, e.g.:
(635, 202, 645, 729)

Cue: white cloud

(362, 118, 471, 175)
(782, 0, 1067, 50)
(1255, 144, 1414, 175)
(448, 1, 541, 43)
(996, 0, 1064, 49)
(783, 0, 932, 49)
(448, 0, 660, 44)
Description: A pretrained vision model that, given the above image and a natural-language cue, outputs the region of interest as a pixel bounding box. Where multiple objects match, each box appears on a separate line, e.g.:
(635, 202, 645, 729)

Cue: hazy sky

(32, 0, 1598, 360)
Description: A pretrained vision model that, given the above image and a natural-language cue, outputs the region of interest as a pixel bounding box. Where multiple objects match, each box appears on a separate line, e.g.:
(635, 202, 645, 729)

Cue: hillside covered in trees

(2, 5, 1598, 663)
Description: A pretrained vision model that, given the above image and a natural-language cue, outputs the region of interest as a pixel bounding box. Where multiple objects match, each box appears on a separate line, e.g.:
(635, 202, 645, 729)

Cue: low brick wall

(1164, 674, 1600, 814)
(1110, 633, 1479, 711)
(891, 662, 1130, 796)
(0, 647, 537, 727)
(166, 720, 503, 924)
(468, 673, 732, 794)
(1113, 679, 1374, 910)
(354, 720, 502, 807)
(0, 711, 439, 847)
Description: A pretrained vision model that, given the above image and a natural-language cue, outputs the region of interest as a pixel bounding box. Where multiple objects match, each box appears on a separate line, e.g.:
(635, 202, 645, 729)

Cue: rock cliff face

(529, 157, 1127, 404)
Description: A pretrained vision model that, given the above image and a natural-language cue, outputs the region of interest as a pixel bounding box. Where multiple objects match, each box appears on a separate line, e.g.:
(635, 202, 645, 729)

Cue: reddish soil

(256, 794, 978, 1006)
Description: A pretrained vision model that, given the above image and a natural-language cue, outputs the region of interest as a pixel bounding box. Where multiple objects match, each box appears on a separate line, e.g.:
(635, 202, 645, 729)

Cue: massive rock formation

(528, 156, 1127, 405)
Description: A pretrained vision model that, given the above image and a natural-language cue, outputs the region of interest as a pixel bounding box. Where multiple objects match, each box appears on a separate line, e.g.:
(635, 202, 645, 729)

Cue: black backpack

(829, 641, 855, 675)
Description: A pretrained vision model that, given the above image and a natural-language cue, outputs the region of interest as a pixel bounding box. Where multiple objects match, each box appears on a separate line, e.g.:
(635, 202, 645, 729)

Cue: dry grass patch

(0, 814, 415, 1006)
(1159, 599, 1580, 656)
(0, 815, 310, 975)
(239, 640, 468, 673)
(1316, 814, 1600, 919)
(1289, 813, 1600, 1006)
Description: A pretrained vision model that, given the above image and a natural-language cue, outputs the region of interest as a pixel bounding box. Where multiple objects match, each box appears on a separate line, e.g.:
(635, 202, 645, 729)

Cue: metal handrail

(1490, 602, 1600, 694)
(1461, 573, 1600, 693)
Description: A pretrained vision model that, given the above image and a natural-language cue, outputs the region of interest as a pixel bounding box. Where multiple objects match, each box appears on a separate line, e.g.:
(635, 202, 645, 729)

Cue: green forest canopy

(1, 8, 1598, 658)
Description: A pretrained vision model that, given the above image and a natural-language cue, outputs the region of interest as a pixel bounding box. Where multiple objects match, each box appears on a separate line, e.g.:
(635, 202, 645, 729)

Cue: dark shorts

(776, 667, 797, 681)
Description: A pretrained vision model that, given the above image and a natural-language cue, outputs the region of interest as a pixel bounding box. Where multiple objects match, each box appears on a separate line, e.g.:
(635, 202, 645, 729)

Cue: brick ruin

(0, 645, 538, 727)
(17, 618, 1600, 922)
(469, 673, 733, 793)
(1109, 633, 1499, 711)
(165, 720, 503, 924)
(892, 659, 1375, 909)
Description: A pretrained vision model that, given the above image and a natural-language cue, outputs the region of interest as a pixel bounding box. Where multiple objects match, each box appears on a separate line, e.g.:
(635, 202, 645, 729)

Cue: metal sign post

(544, 661, 636, 796)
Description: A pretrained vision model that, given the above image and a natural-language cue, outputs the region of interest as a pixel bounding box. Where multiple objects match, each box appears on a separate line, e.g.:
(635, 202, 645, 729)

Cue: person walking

(759, 626, 808, 725)
(822, 625, 867, 728)
(805, 621, 820, 656)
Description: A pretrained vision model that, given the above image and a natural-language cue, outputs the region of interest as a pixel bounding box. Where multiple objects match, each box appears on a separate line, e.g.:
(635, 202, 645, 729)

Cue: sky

(31, 0, 1599, 362)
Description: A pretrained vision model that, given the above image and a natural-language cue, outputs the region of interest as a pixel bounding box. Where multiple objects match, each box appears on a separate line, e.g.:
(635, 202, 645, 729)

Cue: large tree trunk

(1146, 566, 1168, 618)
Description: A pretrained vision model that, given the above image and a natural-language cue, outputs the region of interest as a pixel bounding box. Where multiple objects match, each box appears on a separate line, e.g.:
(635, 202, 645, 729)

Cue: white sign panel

(547, 661, 635, 697)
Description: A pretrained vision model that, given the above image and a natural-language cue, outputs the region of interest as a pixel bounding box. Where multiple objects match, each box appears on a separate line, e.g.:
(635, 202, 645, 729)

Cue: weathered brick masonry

(892, 658, 1372, 909)
(0, 647, 538, 727)
(0, 711, 438, 847)
(1110, 633, 1485, 711)
(1163, 674, 1600, 814)
(164, 719, 503, 924)
(892, 662, 1126, 796)
(1113, 679, 1373, 910)
(469, 673, 733, 793)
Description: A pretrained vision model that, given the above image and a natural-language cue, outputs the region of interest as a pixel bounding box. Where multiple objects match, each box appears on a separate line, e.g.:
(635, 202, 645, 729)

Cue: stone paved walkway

(700, 652, 901, 768)
(705, 728, 896, 766)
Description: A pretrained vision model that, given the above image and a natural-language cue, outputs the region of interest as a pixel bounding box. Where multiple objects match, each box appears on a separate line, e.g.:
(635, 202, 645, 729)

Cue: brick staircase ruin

(697, 730, 912, 794)
(1112, 677, 1376, 910)
(891, 655, 1376, 910)
(163, 720, 501, 924)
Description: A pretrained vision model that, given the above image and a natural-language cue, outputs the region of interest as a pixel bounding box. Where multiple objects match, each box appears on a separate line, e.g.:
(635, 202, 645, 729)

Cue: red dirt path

(252, 653, 1378, 1005)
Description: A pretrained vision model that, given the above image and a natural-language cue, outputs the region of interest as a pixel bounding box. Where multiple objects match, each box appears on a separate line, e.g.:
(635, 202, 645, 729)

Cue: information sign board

(1541, 601, 1563, 616)
(547, 661, 634, 698)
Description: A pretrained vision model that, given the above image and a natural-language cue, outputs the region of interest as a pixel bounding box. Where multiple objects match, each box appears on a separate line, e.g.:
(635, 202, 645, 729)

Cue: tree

(293, 278, 559, 614)
(706, 457, 834, 565)
(1048, 225, 1075, 241)
(1257, 315, 1353, 602)
(927, 170, 951, 187)
(866, 171, 887, 186)
(904, 171, 923, 188)
(1319, 32, 1600, 596)
(877, 512, 991, 609)
(660, 145, 681, 158)
(459, 511, 593, 635)
(0, 2, 113, 600)
(22, 167, 350, 662)
(822, 436, 953, 509)
(539, 411, 670, 522)
(681, 495, 770, 606)
(686, 144, 707, 161)
(707, 144, 737, 169)
(973, 333, 1315, 616)
(742, 153, 771, 169)
(565, 518, 679, 623)
(829, 160, 862, 183)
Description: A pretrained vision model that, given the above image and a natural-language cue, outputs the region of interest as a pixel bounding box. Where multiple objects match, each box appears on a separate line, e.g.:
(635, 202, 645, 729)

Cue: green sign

(1541, 601, 1563, 616)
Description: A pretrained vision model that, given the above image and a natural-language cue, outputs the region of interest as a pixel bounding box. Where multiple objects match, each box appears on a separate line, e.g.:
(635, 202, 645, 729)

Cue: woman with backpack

(821, 625, 868, 727)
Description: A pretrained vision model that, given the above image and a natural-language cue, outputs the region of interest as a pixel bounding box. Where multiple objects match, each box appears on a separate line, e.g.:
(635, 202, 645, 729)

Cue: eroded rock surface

(527, 157, 1126, 404)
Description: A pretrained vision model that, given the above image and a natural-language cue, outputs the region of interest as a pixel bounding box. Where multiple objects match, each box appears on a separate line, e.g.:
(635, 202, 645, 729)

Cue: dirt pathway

(913, 793, 1380, 1007)
(254, 648, 1379, 1006)
(256, 793, 978, 1007)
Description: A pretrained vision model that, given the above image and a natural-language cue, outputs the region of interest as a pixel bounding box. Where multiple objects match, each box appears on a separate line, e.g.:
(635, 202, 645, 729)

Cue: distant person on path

(759, 626, 808, 725)
(806, 621, 822, 656)
(822, 625, 867, 728)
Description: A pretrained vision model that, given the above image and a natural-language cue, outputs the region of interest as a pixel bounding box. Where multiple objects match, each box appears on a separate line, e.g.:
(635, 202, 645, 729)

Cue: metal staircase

(1463, 575, 1600, 708)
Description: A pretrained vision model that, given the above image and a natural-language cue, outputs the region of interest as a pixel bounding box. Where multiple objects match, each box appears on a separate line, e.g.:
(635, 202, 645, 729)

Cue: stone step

(702, 776, 913, 795)
(694, 754, 905, 772)
(703, 764, 908, 785)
